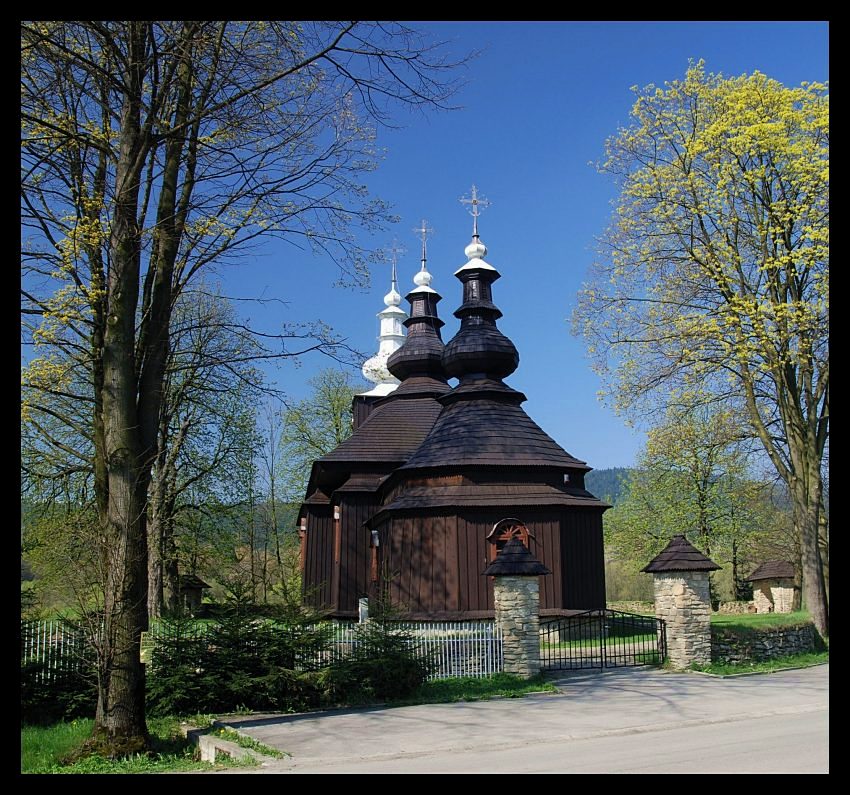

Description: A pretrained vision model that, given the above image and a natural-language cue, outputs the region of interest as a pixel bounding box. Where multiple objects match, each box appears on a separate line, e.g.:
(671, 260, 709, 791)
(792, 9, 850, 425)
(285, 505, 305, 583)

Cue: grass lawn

(710, 611, 814, 631)
(690, 649, 829, 676)
(22, 717, 221, 774)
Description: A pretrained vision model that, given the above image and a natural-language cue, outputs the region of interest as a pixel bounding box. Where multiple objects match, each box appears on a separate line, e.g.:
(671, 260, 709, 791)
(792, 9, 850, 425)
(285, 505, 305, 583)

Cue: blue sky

(220, 21, 829, 469)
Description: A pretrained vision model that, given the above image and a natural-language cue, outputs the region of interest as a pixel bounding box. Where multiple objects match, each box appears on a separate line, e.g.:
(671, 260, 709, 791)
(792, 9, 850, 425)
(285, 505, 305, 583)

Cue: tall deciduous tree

(279, 368, 363, 503)
(574, 62, 828, 634)
(21, 21, 466, 752)
(604, 406, 771, 603)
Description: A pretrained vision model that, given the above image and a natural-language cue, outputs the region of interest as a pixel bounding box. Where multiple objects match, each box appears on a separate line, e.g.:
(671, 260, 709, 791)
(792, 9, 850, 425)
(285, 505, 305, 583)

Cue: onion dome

(386, 220, 447, 384)
(359, 254, 407, 397)
(441, 227, 519, 381)
(391, 188, 592, 477)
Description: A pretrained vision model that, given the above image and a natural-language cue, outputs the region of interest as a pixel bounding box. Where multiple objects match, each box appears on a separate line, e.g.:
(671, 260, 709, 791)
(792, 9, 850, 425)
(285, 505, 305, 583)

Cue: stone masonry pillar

(642, 534, 721, 670)
(482, 536, 550, 680)
(493, 575, 541, 678)
(652, 571, 712, 669)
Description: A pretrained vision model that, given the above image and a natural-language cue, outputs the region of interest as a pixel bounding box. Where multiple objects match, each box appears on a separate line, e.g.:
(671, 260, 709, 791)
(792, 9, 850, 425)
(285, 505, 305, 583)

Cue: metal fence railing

(22, 618, 504, 682)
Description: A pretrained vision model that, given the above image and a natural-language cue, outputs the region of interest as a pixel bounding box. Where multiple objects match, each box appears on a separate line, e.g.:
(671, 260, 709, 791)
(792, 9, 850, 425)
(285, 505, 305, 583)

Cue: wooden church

(299, 191, 608, 619)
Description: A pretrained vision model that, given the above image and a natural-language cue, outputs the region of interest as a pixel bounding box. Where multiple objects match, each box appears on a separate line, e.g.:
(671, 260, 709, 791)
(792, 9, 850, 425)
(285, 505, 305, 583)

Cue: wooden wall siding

(379, 509, 596, 616)
(528, 513, 562, 610)
(561, 511, 607, 610)
(303, 508, 334, 610)
(337, 496, 378, 614)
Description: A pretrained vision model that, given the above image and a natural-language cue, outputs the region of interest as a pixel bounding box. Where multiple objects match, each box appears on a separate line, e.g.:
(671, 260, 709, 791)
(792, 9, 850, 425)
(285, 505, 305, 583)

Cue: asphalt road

(209, 665, 829, 774)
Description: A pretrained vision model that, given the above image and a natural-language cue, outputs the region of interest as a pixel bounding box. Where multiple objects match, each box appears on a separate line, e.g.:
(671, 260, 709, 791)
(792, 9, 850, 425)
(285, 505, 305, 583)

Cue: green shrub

(322, 621, 432, 703)
(145, 615, 211, 717)
(146, 597, 333, 716)
(21, 661, 98, 725)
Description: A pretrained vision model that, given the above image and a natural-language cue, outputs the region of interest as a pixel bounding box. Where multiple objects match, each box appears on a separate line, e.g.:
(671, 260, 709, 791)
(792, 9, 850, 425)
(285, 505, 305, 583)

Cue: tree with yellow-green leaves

(604, 406, 780, 604)
(574, 62, 828, 635)
(21, 21, 467, 754)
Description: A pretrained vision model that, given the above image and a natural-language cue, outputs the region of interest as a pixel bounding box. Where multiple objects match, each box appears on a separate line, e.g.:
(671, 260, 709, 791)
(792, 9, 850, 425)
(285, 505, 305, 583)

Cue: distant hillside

(585, 467, 633, 505)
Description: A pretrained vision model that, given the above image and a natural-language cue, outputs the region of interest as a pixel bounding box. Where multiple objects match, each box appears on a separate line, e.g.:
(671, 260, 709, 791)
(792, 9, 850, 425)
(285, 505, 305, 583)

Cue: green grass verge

(709, 611, 812, 630)
(22, 717, 218, 774)
(391, 673, 557, 705)
(213, 726, 286, 759)
(690, 650, 829, 676)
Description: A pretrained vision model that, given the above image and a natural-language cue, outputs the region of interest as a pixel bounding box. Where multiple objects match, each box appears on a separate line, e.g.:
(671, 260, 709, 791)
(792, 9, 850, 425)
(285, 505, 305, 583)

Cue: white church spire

(360, 242, 408, 397)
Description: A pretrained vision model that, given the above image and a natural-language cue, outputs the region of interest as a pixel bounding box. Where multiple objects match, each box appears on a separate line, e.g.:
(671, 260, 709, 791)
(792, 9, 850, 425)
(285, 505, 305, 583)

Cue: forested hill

(585, 467, 633, 505)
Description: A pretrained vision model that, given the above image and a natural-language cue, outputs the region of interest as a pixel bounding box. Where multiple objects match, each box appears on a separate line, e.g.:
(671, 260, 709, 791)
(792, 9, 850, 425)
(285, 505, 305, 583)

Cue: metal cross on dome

(460, 184, 491, 238)
(386, 238, 405, 287)
(413, 219, 434, 265)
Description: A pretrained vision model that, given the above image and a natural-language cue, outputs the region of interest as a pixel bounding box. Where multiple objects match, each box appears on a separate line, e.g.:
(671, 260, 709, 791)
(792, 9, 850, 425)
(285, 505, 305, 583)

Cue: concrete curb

(684, 661, 829, 679)
(180, 723, 282, 765)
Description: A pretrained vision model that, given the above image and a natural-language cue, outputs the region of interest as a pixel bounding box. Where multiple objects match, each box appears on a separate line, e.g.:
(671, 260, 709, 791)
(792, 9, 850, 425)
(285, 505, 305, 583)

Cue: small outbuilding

(746, 561, 796, 614)
(178, 574, 211, 616)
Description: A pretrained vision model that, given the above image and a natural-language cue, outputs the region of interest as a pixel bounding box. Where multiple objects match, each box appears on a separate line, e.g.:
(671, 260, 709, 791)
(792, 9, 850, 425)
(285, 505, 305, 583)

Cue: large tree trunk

(791, 464, 828, 637)
(91, 21, 151, 754)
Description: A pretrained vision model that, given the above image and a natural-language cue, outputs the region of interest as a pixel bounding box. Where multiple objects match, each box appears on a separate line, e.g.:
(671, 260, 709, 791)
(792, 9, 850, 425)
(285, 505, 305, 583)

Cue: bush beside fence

(22, 618, 504, 684)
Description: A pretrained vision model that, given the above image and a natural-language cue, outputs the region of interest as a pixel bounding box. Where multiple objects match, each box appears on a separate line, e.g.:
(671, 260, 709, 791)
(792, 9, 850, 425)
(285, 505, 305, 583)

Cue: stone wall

(752, 583, 772, 613)
(771, 583, 795, 614)
(752, 579, 796, 614)
(717, 601, 755, 614)
(493, 576, 541, 678)
(606, 600, 654, 615)
(653, 571, 712, 669)
(711, 623, 825, 664)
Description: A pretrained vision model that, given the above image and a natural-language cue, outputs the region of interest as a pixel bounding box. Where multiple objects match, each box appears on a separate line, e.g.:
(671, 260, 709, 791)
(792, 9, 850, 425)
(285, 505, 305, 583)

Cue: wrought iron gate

(540, 609, 666, 670)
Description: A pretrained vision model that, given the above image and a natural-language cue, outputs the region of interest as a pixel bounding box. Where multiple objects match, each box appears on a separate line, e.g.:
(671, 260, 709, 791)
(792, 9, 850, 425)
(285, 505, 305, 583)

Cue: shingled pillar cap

(641, 534, 721, 573)
(482, 538, 551, 577)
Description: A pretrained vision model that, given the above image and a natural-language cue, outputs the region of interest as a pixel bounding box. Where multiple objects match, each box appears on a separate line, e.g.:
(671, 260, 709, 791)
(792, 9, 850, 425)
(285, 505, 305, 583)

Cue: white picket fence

(22, 619, 504, 682)
(324, 621, 504, 680)
(21, 620, 90, 681)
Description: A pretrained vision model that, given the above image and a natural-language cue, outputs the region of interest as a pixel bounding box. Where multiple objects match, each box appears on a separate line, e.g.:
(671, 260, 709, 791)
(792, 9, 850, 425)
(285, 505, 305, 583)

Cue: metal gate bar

(540, 609, 666, 671)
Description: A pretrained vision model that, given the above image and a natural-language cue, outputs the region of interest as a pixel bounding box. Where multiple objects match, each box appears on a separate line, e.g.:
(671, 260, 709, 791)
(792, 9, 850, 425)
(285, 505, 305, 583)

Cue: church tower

(368, 187, 608, 618)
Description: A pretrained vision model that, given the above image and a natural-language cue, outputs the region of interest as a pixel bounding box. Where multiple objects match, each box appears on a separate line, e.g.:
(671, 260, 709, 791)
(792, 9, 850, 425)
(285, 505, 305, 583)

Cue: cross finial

(460, 184, 491, 239)
(387, 239, 406, 290)
(413, 219, 434, 269)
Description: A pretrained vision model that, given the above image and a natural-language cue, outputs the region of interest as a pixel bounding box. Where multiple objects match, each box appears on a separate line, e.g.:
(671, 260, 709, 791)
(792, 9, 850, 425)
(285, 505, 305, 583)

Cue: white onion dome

(464, 238, 487, 260)
(358, 262, 408, 397)
(384, 283, 402, 307)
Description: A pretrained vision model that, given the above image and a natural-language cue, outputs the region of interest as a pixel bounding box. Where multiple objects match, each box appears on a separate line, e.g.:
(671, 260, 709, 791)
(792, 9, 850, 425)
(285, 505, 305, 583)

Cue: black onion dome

(387, 276, 447, 383)
(441, 238, 519, 381)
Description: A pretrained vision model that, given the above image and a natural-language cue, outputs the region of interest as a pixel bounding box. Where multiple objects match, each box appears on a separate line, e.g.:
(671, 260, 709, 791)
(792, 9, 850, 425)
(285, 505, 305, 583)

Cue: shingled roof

(482, 538, 551, 576)
(373, 483, 608, 522)
(179, 574, 210, 590)
(641, 535, 721, 573)
(399, 396, 590, 471)
(746, 560, 795, 581)
(318, 396, 445, 464)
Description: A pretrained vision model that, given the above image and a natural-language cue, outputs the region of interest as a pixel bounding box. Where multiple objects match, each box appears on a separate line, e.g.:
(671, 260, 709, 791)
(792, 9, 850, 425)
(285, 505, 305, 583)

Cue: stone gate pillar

(642, 535, 721, 670)
(483, 538, 550, 679)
